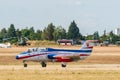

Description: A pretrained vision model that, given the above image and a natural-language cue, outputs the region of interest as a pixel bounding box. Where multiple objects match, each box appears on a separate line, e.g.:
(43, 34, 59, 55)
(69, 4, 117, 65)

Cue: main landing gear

(23, 61, 66, 68)
(23, 61, 47, 68)
(61, 62, 67, 67)
(41, 61, 47, 67)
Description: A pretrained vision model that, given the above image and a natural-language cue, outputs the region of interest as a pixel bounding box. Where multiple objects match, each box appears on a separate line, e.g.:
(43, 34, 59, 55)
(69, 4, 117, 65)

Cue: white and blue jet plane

(16, 40, 97, 67)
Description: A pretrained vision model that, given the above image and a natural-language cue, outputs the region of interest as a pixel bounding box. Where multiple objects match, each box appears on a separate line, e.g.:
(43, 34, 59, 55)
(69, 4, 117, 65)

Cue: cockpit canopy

(27, 47, 47, 53)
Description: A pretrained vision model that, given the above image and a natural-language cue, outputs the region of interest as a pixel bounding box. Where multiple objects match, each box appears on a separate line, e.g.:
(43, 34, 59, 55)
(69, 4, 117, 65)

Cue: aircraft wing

(53, 53, 78, 58)
(51, 53, 81, 62)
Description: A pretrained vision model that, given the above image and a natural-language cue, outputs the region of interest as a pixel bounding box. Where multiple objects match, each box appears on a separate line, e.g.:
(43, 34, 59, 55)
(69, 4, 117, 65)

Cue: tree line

(0, 20, 120, 44)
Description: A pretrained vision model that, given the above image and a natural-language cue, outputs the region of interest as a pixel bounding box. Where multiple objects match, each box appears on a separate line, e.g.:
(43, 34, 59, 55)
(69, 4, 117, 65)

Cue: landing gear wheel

(23, 60, 27, 67)
(41, 61, 47, 67)
(61, 64, 66, 67)
(24, 63, 27, 67)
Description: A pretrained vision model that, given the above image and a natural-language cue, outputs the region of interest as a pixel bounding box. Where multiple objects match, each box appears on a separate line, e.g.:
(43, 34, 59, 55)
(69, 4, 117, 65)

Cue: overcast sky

(0, 0, 120, 35)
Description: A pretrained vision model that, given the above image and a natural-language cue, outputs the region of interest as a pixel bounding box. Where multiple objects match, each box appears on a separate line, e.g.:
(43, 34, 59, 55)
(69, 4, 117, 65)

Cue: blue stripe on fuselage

(47, 48, 92, 53)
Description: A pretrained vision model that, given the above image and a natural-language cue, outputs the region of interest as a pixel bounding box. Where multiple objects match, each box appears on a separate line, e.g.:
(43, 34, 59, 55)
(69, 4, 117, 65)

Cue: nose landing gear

(23, 60, 27, 67)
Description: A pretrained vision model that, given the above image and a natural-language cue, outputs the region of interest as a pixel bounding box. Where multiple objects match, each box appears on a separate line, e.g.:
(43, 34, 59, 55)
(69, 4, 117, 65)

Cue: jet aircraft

(16, 40, 96, 67)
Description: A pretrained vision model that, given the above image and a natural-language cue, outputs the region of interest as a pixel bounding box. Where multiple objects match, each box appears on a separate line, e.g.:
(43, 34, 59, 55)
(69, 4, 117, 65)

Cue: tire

(41, 62, 47, 67)
(24, 63, 27, 67)
(61, 64, 66, 67)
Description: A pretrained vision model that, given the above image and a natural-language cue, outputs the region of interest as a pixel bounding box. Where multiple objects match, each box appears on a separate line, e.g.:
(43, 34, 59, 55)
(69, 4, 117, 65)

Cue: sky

(0, 0, 120, 35)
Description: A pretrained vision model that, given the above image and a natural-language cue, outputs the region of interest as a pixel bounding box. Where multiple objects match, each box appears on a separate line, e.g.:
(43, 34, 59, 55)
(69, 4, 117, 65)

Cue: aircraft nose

(16, 55, 19, 59)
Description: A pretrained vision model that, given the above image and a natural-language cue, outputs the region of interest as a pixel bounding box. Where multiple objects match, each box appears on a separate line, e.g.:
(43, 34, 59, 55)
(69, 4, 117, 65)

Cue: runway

(0, 47, 120, 71)
(1, 64, 120, 70)
(0, 47, 120, 80)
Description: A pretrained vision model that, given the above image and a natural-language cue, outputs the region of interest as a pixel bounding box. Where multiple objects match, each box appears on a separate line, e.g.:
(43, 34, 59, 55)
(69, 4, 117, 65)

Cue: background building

(115, 28, 120, 35)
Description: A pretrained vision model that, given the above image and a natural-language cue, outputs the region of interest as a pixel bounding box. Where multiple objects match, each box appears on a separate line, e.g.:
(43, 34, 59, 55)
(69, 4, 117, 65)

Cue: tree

(6, 24, 18, 43)
(61, 28, 66, 39)
(0, 28, 7, 38)
(29, 27, 35, 40)
(41, 23, 55, 40)
(41, 27, 48, 40)
(100, 30, 109, 42)
(36, 30, 42, 40)
(53, 26, 66, 41)
(67, 21, 81, 40)
(85, 35, 94, 40)
(16, 29, 21, 39)
(7, 24, 16, 38)
(93, 31, 100, 40)
(109, 31, 115, 44)
(21, 28, 30, 38)
(0, 28, 7, 42)
(46, 23, 55, 40)
(109, 31, 120, 44)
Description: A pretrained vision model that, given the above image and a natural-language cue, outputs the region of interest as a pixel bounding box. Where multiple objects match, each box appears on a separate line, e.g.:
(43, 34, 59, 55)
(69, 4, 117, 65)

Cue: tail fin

(81, 40, 98, 49)
(81, 41, 92, 50)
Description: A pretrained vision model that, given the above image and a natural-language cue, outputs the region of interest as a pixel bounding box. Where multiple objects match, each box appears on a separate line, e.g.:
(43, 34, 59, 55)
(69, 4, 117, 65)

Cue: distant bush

(115, 41, 120, 46)
(28, 40, 57, 47)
